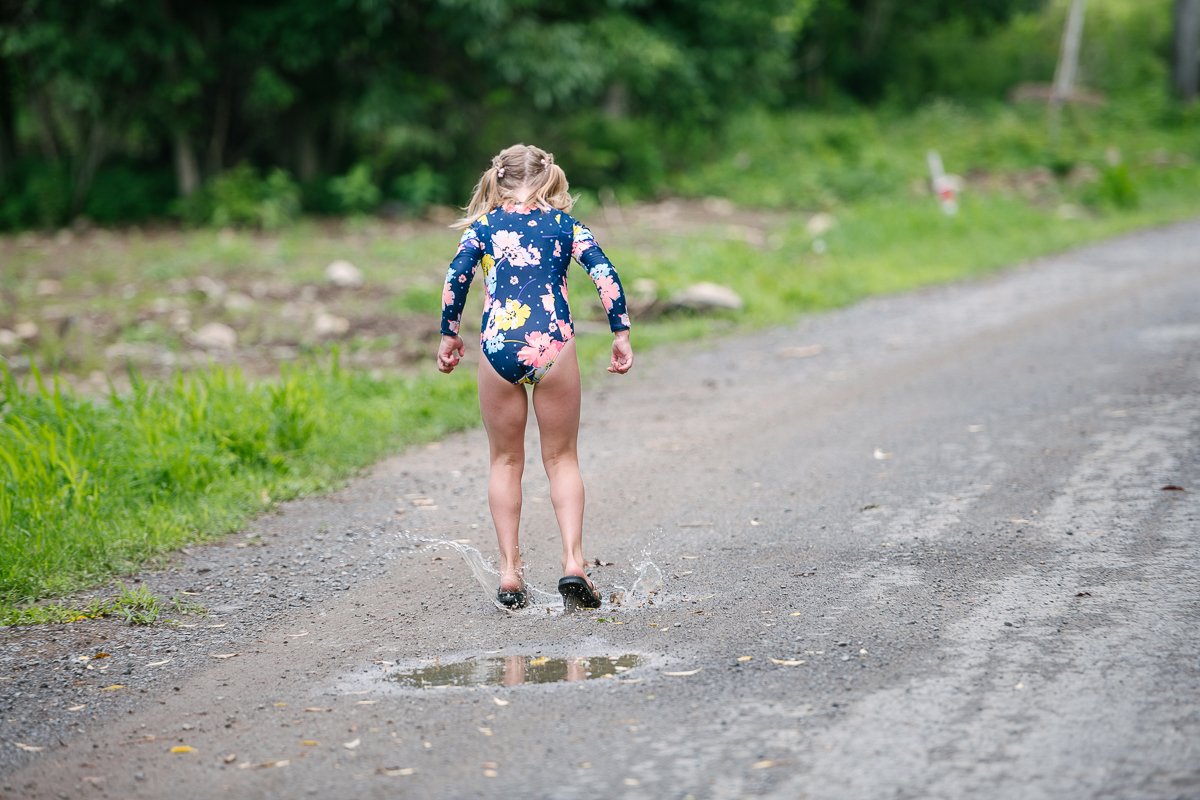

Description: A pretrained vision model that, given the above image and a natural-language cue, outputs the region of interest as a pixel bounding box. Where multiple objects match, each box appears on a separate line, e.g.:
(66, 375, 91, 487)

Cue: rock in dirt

(325, 260, 363, 289)
(191, 322, 238, 351)
(668, 282, 744, 313)
(313, 312, 350, 338)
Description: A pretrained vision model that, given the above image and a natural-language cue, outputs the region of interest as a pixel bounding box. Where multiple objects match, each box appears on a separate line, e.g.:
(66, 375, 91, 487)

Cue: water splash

(395, 531, 664, 613)
(609, 559, 664, 609)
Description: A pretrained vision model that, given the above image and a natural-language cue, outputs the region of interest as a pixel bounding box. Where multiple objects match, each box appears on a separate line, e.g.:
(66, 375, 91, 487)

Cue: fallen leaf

(93, 652, 111, 659)
(210, 653, 238, 660)
(528, 656, 549, 667)
(753, 759, 781, 769)
(273, 702, 288, 708)
(223, 753, 237, 763)
(145, 659, 172, 667)
(737, 656, 753, 662)
(1161, 485, 1185, 491)
(378, 767, 416, 777)
(662, 668, 702, 677)
(100, 684, 125, 691)
(492, 697, 509, 707)
(67, 705, 86, 711)
(477, 727, 493, 736)
(170, 745, 195, 754)
(355, 700, 378, 706)
(301, 740, 319, 747)
(303, 707, 332, 713)
(789, 612, 802, 617)
(343, 738, 361, 750)
(769, 658, 806, 666)
(256, 760, 289, 768)
(14, 742, 45, 752)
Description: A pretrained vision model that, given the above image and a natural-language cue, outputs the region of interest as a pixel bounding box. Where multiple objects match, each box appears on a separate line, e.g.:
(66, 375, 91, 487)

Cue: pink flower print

(560, 276, 569, 303)
(619, 313, 630, 328)
(571, 239, 593, 260)
(541, 289, 556, 312)
(524, 244, 541, 266)
(447, 319, 460, 334)
(558, 320, 573, 339)
(493, 230, 530, 267)
(594, 274, 620, 311)
(516, 331, 565, 369)
(442, 282, 456, 306)
(458, 274, 467, 283)
(548, 321, 558, 332)
(553, 240, 562, 258)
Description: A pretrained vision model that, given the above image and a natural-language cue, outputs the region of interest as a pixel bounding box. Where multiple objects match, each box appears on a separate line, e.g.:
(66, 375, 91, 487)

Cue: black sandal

(496, 587, 529, 609)
(558, 576, 602, 611)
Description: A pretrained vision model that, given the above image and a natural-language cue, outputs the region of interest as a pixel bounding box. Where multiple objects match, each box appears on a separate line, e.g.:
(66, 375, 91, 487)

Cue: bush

(0, 161, 72, 230)
(83, 163, 176, 224)
(328, 163, 382, 214)
(177, 164, 301, 229)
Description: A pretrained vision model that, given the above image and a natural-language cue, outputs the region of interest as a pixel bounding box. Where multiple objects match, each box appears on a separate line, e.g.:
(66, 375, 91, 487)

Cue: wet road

(3, 221, 1199, 799)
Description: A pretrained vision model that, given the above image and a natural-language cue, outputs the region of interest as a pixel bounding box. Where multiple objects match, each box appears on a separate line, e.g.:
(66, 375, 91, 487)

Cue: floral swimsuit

(440, 204, 631, 385)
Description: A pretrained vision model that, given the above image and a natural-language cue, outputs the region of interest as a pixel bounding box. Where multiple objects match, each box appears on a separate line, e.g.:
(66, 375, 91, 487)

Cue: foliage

(177, 164, 301, 228)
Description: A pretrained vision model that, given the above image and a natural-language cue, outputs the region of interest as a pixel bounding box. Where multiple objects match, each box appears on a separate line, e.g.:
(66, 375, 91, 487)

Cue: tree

(1175, 0, 1200, 101)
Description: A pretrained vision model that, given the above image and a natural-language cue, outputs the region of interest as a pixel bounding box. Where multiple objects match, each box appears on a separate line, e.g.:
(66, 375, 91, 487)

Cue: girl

(436, 144, 633, 611)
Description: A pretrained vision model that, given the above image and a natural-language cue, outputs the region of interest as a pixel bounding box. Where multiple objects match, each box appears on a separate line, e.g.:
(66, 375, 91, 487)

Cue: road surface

(2, 221, 1198, 799)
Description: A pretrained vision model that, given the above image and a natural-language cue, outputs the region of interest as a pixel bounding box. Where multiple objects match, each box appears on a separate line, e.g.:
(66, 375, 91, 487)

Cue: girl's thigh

(478, 356, 528, 455)
(531, 339, 581, 456)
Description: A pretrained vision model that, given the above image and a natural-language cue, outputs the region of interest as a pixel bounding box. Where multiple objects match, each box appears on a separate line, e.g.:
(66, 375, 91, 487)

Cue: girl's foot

(558, 575, 601, 610)
(496, 585, 529, 609)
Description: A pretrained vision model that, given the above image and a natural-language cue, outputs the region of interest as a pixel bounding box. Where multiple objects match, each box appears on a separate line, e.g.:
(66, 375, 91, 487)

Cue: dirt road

(3, 221, 1198, 799)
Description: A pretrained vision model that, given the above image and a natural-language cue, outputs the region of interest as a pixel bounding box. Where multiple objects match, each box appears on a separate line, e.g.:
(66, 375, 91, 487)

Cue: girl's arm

(440, 225, 485, 337)
(571, 222, 631, 333)
(437, 225, 485, 373)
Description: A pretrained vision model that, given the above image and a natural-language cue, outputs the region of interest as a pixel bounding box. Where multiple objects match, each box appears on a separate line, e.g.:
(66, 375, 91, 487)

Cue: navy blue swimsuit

(440, 204, 631, 385)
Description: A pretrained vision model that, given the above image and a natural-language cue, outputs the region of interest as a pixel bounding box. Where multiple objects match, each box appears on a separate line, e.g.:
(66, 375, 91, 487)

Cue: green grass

(0, 354, 479, 615)
(2, 97, 1199, 622)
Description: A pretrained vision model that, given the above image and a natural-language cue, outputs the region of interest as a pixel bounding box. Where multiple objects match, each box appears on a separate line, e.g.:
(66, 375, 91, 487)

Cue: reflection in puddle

(387, 654, 643, 688)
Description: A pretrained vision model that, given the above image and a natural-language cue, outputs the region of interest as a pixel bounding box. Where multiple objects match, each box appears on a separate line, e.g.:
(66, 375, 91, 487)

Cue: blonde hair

(453, 143, 574, 228)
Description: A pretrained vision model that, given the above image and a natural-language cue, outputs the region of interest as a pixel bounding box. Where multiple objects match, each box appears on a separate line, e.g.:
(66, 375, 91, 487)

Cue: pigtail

(453, 166, 502, 228)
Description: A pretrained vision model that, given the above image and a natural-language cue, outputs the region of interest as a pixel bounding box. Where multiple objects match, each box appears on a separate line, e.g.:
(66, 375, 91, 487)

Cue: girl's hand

(608, 330, 633, 374)
(437, 334, 465, 373)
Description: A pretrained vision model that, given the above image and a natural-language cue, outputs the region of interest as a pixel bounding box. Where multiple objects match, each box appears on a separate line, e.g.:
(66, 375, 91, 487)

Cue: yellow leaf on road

(170, 745, 195, 754)
(662, 668, 702, 677)
(100, 684, 125, 691)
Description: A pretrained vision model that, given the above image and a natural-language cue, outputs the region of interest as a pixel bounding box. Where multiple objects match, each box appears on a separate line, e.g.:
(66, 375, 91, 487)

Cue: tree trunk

(0, 57, 16, 179)
(33, 88, 61, 162)
(297, 124, 319, 182)
(1053, 0, 1087, 104)
(1175, 0, 1200, 101)
(174, 129, 200, 197)
(71, 121, 108, 215)
(207, 86, 231, 177)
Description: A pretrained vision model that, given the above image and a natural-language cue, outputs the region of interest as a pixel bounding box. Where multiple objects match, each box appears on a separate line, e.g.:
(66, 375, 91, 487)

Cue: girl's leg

(477, 358, 529, 591)
(530, 339, 591, 582)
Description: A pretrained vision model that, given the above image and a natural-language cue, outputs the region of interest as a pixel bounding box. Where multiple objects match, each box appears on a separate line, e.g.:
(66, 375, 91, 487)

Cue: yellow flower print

(478, 214, 489, 225)
(494, 298, 531, 331)
(481, 253, 495, 276)
(555, 213, 561, 223)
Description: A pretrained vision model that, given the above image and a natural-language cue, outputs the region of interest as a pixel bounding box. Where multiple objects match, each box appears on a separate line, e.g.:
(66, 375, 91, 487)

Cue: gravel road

(2, 220, 1198, 800)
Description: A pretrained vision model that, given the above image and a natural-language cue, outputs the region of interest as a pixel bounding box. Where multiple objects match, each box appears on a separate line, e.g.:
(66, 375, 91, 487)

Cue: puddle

(387, 654, 644, 688)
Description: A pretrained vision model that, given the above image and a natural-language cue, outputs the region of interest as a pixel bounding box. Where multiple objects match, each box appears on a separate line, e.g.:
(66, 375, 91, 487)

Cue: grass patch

(0, 581, 206, 626)
(0, 354, 478, 613)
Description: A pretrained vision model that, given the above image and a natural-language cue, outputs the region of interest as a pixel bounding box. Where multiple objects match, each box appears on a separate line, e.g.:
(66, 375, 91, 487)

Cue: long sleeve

(571, 221, 631, 332)
(440, 224, 485, 336)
